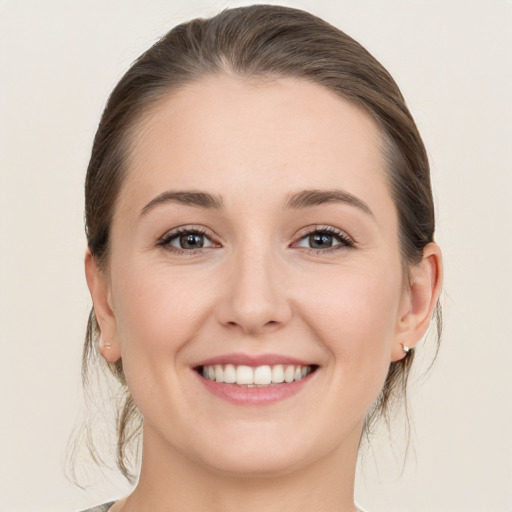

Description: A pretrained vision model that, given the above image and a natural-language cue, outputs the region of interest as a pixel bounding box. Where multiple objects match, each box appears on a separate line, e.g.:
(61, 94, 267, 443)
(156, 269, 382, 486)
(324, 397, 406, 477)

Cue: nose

(215, 243, 293, 336)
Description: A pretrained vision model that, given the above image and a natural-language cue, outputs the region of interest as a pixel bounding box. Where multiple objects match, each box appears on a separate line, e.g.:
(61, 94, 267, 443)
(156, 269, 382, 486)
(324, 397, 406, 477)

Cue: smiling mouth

(196, 364, 318, 387)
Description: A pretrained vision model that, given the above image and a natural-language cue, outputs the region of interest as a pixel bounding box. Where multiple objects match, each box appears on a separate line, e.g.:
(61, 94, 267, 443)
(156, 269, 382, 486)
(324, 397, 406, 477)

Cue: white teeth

(284, 365, 295, 383)
(236, 365, 254, 385)
(271, 365, 285, 383)
(215, 364, 224, 383)
(201, 363, 313, 386)
(223, 364, 236, 383)
(254, 365, 272, 385)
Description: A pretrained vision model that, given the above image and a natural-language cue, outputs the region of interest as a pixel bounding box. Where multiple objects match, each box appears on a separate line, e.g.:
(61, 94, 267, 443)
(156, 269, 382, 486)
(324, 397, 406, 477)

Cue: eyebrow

(140, 188, 373, 217)
(140, 190, 224, 215)
(284, 189, 373, 216)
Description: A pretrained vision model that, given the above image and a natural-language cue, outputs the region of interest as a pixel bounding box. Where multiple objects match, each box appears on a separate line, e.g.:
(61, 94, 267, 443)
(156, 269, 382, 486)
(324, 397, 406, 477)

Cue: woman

(79, 5, 442, 511)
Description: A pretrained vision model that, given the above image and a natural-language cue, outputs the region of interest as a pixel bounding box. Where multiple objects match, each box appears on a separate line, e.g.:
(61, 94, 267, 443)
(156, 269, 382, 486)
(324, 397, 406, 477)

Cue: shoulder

(78, 502, 116, 512)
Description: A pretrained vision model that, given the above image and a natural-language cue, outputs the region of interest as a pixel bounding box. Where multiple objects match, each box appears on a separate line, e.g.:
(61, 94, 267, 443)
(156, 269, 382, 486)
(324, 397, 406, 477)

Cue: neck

(117, 424, 362, 512)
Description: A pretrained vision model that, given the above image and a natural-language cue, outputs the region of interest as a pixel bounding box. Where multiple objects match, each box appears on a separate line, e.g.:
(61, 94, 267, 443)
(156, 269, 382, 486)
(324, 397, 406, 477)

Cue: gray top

(80, 501, 368, 511)
(79, 502, 115, 512)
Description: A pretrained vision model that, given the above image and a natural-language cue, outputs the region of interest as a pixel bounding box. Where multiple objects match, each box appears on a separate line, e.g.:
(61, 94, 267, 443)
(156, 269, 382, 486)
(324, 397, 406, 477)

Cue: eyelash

(157, 225, 355, 255)
(158, 227, 215, 255)
(294, 226, 355, 253)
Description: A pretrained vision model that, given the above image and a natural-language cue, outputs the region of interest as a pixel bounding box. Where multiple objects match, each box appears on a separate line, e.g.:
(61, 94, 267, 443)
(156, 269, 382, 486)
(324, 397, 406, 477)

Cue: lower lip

(195, 371, 315, 406)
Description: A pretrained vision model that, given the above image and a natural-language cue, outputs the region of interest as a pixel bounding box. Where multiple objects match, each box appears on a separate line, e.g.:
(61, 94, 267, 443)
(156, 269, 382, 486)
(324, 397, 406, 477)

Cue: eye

(159, 227, 217, 253)
(293, 226, 354, 252)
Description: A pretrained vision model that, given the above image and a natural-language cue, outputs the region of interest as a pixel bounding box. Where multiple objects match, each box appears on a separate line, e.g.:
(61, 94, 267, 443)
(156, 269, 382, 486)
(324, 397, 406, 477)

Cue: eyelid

(156, 224, 354, 255)
(291, 225, 355, 251)
(158, 225, 221, 253)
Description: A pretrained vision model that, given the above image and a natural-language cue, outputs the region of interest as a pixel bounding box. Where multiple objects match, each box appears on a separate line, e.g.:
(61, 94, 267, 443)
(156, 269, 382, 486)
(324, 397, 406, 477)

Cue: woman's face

(96, 76, 415, 475)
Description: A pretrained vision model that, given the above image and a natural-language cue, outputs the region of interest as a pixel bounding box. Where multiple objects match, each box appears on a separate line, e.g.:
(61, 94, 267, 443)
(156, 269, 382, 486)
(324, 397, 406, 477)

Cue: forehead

(121, 75, 392, 215)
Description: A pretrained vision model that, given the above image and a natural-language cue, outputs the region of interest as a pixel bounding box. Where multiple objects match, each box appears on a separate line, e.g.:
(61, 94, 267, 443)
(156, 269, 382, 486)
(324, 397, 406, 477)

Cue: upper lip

(193, 353, 315, 368)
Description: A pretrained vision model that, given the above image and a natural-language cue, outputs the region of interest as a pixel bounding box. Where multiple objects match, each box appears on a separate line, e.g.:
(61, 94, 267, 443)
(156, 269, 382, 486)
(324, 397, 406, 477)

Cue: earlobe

(392, 242, 443, 362)
(84, 248, 122, 362)
(98, 337, 120, 362)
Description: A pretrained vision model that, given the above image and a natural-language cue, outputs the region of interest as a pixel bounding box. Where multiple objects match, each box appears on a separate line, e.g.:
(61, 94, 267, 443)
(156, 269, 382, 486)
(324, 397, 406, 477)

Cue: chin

(183, 425, 336, 479)
(200, 448, 310, 479)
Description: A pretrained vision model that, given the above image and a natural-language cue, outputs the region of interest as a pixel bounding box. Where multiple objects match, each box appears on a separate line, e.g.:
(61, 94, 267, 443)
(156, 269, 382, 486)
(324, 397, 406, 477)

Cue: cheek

(109, 261, 216, 380)
(298, 258, 403, 373)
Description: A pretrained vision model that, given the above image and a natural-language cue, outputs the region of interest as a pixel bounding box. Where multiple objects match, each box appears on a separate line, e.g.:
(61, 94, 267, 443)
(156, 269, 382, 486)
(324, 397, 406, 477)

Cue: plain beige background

(0, 1, 511, 511)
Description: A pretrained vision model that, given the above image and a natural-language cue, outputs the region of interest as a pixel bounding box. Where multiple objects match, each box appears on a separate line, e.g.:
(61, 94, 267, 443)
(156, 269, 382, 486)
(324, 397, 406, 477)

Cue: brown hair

(81, 4, 441, 482)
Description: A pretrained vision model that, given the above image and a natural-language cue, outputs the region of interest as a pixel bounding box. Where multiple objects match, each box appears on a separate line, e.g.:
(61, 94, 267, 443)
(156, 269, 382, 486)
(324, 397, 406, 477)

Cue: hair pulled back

(83, 4, 441, 482)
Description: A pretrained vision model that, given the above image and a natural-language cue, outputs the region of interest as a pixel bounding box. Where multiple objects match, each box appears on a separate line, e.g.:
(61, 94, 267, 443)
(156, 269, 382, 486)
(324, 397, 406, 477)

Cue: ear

(392, 242, 443, 362)
(84, 248, 121, 362)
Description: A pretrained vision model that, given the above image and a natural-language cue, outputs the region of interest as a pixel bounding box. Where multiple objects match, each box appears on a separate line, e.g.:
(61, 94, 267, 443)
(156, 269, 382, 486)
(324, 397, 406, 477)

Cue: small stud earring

(100, 338, 112, 349)
(402, 344, 411, 354)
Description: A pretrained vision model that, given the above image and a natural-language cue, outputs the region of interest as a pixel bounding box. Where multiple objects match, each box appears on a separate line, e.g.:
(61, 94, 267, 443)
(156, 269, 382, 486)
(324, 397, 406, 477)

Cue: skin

(86, 75, 442, 512)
